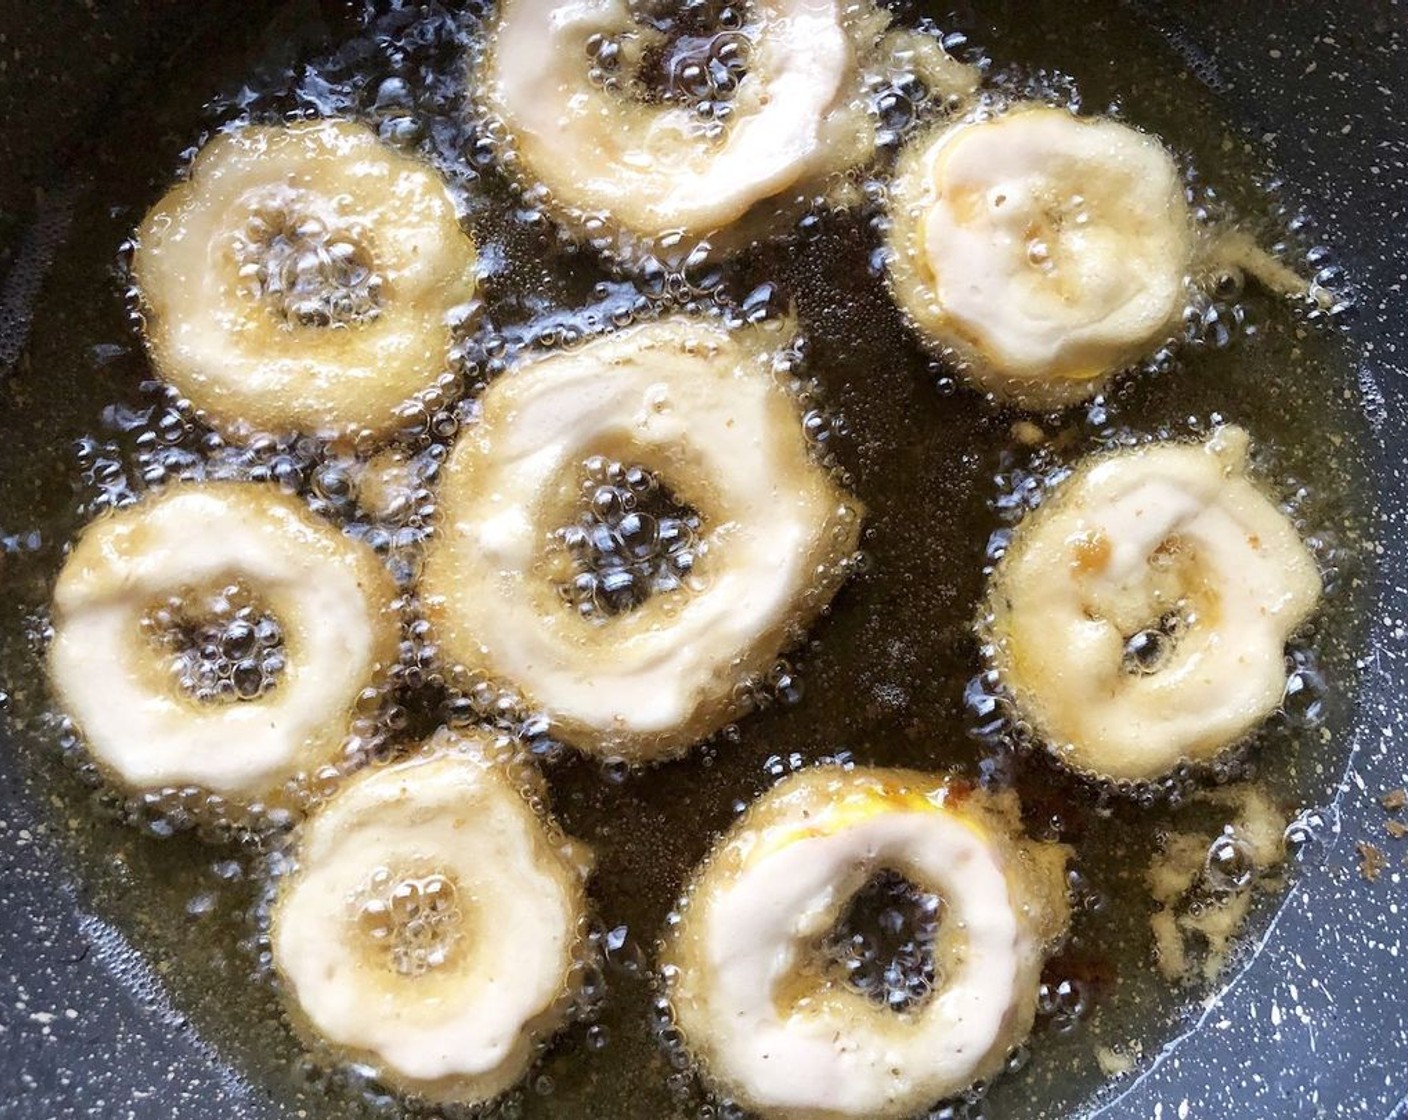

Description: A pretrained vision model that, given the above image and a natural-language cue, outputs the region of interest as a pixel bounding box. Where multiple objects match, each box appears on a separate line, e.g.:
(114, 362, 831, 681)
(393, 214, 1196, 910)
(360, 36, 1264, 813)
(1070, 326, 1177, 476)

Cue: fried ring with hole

(887, 105, 1194, 408)
(982, 427, 1322, 783)
(47, 481, 399, 809)
(480, 0, 975, 246)
(132, 119, 478, 442)
(662, 765, 1070, 1120)
(420, 315, 863, 763)
(271, 729, 592, 1104)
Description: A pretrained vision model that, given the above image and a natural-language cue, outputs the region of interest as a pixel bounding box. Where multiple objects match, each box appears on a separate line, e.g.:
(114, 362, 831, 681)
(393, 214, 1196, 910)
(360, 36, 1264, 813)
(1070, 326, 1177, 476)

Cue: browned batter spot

(1357, 840, 1386, 882)
(1070, 530, 1111, 575)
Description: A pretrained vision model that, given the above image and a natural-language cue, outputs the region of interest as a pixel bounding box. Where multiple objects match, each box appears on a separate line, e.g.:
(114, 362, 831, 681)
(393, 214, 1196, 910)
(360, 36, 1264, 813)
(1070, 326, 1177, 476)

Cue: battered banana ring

(480, 0, 976, 245)
(47, 481, 399, 809)
(420, 316, 863, 763)
(887, 105, 1195, 407)
(271, 730, 592, 1104)
(132, 119, 478, 442)
(983, 426, 1322, 784)
(662, 766, 1070, 1120)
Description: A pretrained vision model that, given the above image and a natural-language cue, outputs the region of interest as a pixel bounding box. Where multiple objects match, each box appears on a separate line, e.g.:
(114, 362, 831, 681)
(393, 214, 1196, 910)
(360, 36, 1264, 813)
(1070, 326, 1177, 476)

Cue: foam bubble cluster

(357, 867, 463, 977)
(555, 458, 702, 618)
(232, 196, 384, 328)
(819, 870, 943, 1011)
(142, 584, 286, 703)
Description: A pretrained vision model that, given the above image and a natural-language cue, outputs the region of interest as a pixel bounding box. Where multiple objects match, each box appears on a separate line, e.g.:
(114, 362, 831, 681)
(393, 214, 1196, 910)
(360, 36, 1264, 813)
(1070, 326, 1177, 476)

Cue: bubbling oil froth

(819, 869, 943, 1012)
(141, 583, 286, 704)
(231, 194, 384, 329)
(356, 867, 463, 978)
(555, 457, 703, 619)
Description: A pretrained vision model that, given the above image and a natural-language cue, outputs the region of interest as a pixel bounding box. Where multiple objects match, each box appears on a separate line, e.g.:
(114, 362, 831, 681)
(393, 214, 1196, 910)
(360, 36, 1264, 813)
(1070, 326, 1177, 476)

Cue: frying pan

(0, 2, 1405, 1118)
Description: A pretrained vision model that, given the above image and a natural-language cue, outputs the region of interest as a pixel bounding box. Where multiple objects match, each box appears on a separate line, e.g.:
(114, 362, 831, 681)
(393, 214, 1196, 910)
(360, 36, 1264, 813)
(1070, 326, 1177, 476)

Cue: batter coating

(480, 0, 976, 246)
(663, 766, 1070, 1119)
(887, 105, 1194, 407)
(983, 427, 1322, 783)
(47, 481, 399, 810)
(421, 316, 863, 763)
(271, 730, 593, 1103)
(132, 119, 478, 442)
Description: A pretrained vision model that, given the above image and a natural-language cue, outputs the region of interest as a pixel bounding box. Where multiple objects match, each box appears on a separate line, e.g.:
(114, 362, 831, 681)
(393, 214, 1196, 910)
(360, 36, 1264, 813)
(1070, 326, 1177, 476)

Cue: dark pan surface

(0, 3, 1405, 1119)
